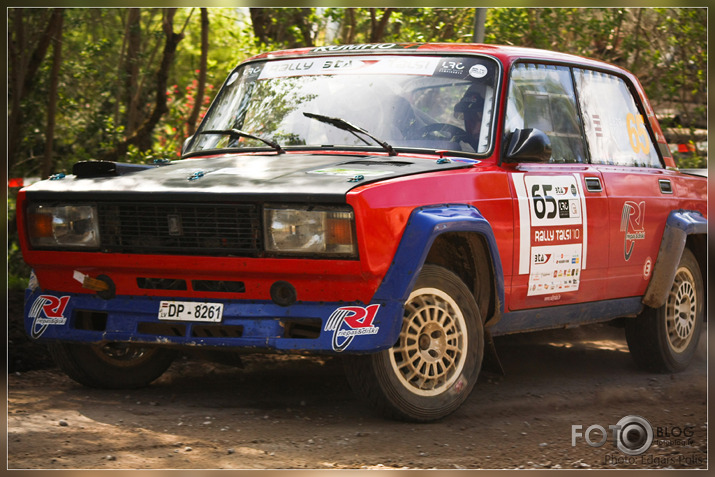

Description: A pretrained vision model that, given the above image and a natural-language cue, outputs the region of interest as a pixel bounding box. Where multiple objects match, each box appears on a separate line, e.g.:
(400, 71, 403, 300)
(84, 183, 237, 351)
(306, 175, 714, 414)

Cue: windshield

(187, 55, 499, 155)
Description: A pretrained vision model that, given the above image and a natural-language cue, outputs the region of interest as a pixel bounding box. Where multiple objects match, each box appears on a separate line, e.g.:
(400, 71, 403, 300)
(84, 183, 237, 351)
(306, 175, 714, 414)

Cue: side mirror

(503, 128, 552, 163)
(182, 135, 194, 156)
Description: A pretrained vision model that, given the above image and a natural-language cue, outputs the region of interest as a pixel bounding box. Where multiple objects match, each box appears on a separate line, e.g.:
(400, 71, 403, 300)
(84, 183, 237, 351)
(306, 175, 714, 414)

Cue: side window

(574, 69, 661, 168)
(504, 63, 586, 163)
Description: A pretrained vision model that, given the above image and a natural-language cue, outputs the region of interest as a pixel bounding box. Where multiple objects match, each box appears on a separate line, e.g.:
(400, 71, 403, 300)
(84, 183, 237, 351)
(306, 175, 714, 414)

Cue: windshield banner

(258, 56, 442, 80)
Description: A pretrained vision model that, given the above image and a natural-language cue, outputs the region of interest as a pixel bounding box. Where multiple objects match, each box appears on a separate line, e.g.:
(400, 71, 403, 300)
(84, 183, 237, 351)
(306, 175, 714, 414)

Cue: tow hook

(73, 271, 116, 300)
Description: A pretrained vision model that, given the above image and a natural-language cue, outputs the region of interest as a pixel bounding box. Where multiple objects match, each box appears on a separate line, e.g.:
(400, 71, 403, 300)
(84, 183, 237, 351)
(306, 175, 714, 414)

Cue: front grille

(97, 203, 262, 256)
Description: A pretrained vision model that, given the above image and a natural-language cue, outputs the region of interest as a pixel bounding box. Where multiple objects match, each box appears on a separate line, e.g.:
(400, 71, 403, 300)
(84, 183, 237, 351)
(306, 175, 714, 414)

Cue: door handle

(585, 176, 602, 192)
(659, 179, 673, 194)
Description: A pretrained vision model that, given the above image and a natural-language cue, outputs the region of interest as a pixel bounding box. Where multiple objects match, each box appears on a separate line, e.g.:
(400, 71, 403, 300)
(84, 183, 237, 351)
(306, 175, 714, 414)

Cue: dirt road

(7, 322, 707, 470)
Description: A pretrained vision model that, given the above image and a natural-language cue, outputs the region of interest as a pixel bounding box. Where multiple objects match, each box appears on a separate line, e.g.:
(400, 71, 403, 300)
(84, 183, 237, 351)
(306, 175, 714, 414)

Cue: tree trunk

(293, 8, 315, 47)
(249, 8, 270, 45)
(369, 8, 394, 43)
(124, 8, 142, 135)
(100, 8, 185, 162)
(8, 8, 64, 172)
(343, 8, 356, 44)
(41, 10, 64, 178)
(186, 8, 209, 137)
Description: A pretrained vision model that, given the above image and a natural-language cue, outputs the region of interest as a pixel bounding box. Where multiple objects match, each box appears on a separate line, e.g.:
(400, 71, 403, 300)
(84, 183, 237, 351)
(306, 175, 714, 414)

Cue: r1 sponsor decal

(620, 201, 646, 261)
(512, 174, 588, 296)
(28, 295, 70, 338)
(325, 305, 380, 352)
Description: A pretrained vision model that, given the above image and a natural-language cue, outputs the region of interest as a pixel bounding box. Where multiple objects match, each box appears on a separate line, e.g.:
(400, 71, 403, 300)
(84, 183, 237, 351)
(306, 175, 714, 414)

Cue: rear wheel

(626, 248, 704, 373)
(345, 265, 484, 421)
(48, 342, 176, 389)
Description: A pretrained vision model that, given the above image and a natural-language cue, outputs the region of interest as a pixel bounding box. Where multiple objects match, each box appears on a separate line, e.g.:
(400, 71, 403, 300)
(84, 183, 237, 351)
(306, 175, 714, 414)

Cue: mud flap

(481, 329, 504, 376)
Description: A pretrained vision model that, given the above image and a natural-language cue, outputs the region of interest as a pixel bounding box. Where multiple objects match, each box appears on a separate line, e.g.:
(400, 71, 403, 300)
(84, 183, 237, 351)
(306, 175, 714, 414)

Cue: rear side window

(504, 63, 586, 163)
(574, 69, 661, 168)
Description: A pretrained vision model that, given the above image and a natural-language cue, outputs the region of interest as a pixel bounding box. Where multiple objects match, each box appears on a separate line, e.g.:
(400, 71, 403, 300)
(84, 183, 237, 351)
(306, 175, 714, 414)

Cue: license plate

(158, 301, 223, 322)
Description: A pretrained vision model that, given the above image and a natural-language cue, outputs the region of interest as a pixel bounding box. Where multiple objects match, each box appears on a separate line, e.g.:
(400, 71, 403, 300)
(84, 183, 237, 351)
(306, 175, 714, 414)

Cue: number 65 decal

(626, 113, 650, 155)
(531, 183, 557, 220)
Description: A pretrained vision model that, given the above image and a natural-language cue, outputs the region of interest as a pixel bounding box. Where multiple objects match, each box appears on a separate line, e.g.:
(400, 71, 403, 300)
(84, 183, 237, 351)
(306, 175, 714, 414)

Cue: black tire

(344, 264, 484, 422)
(48, 342, 176, 389)
(625, 248, 704, 373)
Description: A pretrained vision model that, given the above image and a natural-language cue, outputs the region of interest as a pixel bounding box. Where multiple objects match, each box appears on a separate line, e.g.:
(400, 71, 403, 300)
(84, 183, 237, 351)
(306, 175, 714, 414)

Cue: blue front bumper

(24, 288, 403, 354)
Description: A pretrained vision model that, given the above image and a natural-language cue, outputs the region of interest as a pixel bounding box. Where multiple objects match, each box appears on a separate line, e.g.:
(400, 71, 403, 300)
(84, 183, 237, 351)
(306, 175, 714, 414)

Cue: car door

(572, 68, 675, 299)
(504, 63, 610, 311)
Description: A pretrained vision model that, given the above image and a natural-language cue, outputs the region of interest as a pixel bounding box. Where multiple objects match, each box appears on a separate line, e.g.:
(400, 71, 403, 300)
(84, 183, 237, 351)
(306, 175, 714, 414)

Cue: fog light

(270, 281, 297, 307)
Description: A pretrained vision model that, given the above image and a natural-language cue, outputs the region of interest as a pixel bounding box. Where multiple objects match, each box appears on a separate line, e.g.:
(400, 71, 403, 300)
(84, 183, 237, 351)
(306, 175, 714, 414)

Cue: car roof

(247, 42, 626, 75)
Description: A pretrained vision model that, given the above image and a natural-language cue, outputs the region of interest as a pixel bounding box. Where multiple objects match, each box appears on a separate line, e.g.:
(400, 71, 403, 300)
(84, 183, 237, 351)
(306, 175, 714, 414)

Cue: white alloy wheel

(625, 248, 703, 373)
(390, 287, 468, 396)
(664, 267, 698, 353)
(343, 264, 484, 421)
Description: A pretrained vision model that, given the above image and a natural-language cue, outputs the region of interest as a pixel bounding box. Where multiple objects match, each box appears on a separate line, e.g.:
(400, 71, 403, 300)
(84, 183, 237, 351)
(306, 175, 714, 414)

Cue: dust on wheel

(345, 264, 484, 422)
(626, 248, 704, 373)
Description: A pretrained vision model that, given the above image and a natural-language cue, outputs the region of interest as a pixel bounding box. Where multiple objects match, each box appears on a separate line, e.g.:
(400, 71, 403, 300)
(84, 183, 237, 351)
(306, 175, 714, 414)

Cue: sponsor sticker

(310, 43, 414, 53)
(643, 257, 653, 280)
(620, 201, 646, 261)
(226, 71, 239, 86)
(258, 56, 441, 80)
(469, 64, 488, 78)
(512, 174, 587, 296)
(28, 295, 71, 339)
(437, 59, 466, 76)
(324, 305, 380, 352)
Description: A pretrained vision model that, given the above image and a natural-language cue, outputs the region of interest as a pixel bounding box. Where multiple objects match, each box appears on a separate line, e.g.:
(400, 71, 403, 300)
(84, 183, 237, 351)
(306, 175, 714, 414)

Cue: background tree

(121, 8, 143, 139)
(41, 9, 63, 178)
(100, 8, 190, 161)
(249, 8, 320, 48)
(186, 8, 209, 137)
(8, 8, 64, 172)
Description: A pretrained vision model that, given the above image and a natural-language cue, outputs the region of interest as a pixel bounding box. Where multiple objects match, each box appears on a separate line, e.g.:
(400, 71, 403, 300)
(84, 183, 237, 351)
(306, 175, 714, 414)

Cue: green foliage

(7, 7, 708, 178)
(674, 153, 707, 170)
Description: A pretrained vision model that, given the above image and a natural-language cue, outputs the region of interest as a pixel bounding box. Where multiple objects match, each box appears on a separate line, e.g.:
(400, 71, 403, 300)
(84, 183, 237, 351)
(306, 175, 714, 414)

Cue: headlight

(27, 204, 100, 249)
(264, 205, 357, 257)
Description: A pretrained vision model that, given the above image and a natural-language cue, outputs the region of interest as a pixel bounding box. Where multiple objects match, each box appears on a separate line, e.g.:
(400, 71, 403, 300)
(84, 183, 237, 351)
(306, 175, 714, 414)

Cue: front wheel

(48, 342, 176, 389)
(345, 265, 484, 421)
(625, 248, 704, 373)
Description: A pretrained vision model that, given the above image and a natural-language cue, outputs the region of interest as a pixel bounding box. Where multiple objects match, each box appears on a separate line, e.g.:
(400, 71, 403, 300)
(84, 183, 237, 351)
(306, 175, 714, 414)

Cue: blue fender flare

(643, 210, 707, 308)
(371, 204, 505, 317)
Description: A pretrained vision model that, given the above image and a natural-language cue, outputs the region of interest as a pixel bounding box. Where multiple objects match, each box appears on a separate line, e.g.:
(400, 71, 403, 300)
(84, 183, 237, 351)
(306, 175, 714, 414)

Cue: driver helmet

(454, 83, 486, 134)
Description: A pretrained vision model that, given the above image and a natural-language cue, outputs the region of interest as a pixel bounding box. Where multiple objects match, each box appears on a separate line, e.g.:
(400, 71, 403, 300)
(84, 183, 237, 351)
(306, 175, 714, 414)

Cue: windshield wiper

(303, 112, 397, 156)
(198, 129, 285, 154)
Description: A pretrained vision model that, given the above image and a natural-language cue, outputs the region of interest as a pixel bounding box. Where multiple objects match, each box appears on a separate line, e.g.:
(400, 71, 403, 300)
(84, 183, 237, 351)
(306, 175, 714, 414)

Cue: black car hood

(24, 153, 477, 203)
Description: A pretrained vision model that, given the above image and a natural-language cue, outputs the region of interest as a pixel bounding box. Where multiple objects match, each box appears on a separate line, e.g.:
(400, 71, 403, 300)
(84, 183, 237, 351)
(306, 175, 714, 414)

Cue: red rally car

(17, 43, 707, 421)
